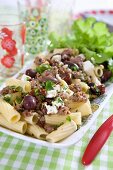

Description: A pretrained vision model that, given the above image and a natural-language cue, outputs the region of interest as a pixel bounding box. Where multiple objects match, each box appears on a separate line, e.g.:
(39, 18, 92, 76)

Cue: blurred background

(75, 0, 113, 12)
(0, 0, 113, 13)
(0, 0, 113, 78)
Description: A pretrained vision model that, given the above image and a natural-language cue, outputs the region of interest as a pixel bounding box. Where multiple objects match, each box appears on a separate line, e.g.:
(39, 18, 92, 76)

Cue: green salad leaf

(48, 17, 113, 65)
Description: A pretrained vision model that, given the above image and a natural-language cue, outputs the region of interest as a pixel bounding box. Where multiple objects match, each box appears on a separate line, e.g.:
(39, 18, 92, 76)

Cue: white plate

(0, 61, 113, 148)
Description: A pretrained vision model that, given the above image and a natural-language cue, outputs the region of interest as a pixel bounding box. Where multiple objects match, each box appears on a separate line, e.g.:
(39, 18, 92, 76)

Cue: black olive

(26, 69, 37, 78)
(88, 83, 100, 96)
(23, 95, 37, 110)
(101, 70, 112, 83)
(97, 85, 105, 95)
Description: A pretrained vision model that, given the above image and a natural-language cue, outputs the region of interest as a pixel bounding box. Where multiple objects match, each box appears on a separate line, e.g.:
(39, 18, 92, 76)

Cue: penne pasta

(72, 78, 81, 84)
(26, 124, 48, 140)
(45, 114, 66, 125)
(80, 82, 89, 92)
(0, 114, 27, 134)
(65, 99, 85, 110)
(0, 98, 20, 123)
(46, 120, 77, 143)
(70, 112, 82, 125)
(71, 100, 92, 116)
(83, 60, 101, 86)
(45, 112, 81, 125)
(22, 112, 39, 125)
(6, 78, 31, 93)
(94, 65, 104, 77)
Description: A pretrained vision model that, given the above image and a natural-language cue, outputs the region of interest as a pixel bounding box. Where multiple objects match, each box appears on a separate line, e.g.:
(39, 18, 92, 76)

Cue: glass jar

(48, 0, 76, 35)
(18, 0, 50, 57)
(0, 14, 25, 78)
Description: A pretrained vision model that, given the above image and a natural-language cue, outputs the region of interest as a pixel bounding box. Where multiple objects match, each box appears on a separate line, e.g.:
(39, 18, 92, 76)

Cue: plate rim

(73, 9, 113, 20)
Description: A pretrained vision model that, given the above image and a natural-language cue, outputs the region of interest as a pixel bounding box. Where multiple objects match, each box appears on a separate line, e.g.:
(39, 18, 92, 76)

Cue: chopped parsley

(63, 86, 68, 90)
(34, 88, 39, 96)
(71, 64, 79, 71)
(42, 80, 55, 91)
(41, 82, 45, 88)
(40, 94, 45, 100)
(3, 96, 11, 103)
(26, 77, 30, 81)
(57, 97, 63, 104)
(45, 80, 55, 91)
(52, 97, 64, 107)
(66, 116, 71, 122)
(15, 96, 22, 104)
(9, 85, 16, 90)
(3, 93, 22, 105)
(9, 86, 23, 92)
(36, 64, 51, 74)
(15, 86, 23, 92)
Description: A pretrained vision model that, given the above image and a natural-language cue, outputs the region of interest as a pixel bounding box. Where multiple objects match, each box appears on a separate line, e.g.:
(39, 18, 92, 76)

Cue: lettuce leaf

(48, 17, 113, 65)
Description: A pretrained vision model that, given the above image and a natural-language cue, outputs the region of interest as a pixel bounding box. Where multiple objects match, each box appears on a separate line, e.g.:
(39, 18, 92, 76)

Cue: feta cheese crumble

(46, 84, 60, 98)
(52, 97, 64, 107)
(45, 104, 58, 114)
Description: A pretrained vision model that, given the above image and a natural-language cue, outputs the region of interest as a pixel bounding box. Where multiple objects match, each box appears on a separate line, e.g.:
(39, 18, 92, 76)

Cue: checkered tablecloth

(0, 78, 113, 170)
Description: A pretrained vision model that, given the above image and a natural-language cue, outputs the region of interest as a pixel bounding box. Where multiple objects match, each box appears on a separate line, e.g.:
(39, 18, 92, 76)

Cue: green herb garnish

(26, 77, 30, 81)
(45, 80, 55, 91)
(66, 116, 71, 122)
(40, 94, 45, 100)
(71, 64, 79, 71)
(34, 88, 39, 96)
(3, 96, 11, 103)
(36, 64, 51, 74)
(57, 97, 63, 104)
(15, 96, 22, 104)
(41, 82, 45, 88)
(9, 85, 16, 90)
(15, 86, 23, 92)
(9, 86, 23, 92)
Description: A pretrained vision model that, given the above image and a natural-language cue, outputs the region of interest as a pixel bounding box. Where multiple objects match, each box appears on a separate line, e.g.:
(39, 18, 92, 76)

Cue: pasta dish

(0, 48, 111, 143)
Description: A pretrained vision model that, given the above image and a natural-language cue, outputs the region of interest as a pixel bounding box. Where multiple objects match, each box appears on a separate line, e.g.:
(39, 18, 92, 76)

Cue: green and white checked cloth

(0, 79, 113, 170)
